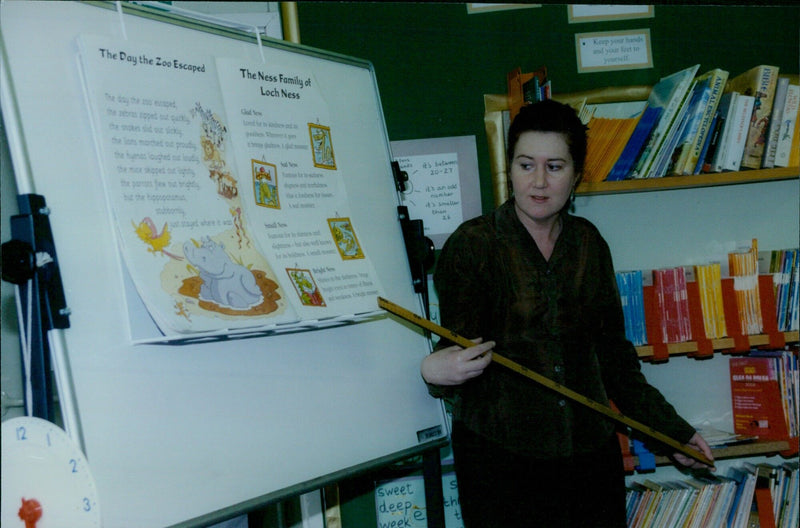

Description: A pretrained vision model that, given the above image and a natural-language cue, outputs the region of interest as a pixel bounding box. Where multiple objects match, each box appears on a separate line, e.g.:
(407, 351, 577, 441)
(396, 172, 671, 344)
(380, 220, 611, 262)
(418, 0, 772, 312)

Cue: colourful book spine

(710, 92, 737, 172)
(722, 95, 755, 172)
(762, 76, 790, 168)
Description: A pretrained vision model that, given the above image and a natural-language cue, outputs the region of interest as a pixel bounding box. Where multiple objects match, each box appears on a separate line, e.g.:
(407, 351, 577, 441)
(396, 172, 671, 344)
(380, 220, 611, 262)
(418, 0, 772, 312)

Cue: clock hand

(18, 497, 42, 528)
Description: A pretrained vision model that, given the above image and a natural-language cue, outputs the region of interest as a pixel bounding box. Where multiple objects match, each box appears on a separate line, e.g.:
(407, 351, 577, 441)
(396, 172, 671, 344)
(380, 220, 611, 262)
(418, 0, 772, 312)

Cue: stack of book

(625, 461, 799, 528)
(580, 64, 799, 182)
(694, 262, 727, 339)
(728, 240, 763, 336)
(653, 266, 692, 344)
(616, 270, 648, 346)
(766, 248, 800, 332)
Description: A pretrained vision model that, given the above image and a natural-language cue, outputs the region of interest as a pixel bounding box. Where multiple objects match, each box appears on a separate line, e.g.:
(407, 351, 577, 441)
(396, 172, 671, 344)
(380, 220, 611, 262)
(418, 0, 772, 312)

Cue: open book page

(215, 57, 384, 322)
(76, 34, 384, 339)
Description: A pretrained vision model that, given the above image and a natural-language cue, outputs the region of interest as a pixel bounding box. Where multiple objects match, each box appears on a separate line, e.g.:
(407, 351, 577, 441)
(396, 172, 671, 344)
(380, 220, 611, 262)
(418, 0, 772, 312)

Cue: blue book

(693, 113, 718, 174)
(607, 106, 662, 181)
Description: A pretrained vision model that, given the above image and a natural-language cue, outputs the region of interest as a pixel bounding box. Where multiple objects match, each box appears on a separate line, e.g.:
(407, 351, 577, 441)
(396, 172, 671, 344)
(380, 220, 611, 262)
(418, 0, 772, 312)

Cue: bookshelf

(635, 438, 798, 468)
(635, 331, 800, 360)
(577, 166, 799, 196)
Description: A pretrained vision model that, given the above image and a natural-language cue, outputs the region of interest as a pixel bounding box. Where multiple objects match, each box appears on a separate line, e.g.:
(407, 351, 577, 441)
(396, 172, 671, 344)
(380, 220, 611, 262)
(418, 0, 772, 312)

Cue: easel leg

(423, 448, 445, 528)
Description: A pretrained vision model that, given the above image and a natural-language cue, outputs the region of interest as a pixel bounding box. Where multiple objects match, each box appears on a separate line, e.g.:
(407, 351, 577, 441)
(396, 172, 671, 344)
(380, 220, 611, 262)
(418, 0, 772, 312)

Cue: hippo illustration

(183, 236, 263, 310)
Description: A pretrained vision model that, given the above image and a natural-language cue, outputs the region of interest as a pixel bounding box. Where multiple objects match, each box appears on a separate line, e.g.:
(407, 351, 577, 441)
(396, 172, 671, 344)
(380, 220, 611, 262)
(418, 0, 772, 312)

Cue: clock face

(1, 416, 102, 527)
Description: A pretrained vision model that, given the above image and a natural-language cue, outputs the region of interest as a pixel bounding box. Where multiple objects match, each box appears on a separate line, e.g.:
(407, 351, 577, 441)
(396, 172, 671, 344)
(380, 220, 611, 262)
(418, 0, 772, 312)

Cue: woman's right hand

(421, 338, 494, 386)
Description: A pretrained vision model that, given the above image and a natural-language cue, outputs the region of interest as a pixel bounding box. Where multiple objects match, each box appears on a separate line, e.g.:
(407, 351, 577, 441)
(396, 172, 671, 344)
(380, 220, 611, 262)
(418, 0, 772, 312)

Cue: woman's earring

(569, 189, 576, 213)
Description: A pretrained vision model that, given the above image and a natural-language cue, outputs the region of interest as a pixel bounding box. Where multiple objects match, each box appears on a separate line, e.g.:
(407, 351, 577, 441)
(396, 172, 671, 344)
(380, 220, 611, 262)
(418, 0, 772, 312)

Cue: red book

(729, 356, 789, 440)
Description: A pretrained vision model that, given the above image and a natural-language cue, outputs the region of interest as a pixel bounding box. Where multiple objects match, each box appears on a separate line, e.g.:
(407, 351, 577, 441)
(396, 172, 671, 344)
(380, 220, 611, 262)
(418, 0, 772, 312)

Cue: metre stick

(377, 296, 714, 468)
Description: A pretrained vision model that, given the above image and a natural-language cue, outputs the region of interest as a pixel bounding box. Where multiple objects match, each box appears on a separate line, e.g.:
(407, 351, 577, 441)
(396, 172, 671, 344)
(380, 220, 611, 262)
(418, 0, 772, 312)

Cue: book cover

(681, 68, 729, 175)
(774, 82, 799, 168)
(762, 76, 790, 168)
(630, 64, 700, 179)
(730, 356, 790, 440)
(721, 94, 756, 172)
(725, 64, 781, 169)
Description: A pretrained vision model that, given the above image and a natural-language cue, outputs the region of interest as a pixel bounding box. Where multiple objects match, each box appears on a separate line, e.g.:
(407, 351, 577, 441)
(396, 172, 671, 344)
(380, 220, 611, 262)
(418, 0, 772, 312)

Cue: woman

(421, 100, 712, 527)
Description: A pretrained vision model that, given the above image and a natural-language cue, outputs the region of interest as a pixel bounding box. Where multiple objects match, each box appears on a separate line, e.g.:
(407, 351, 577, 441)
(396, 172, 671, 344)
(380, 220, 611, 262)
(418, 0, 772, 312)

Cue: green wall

(298, 3, 799, 214)
(293, 3, 799, 526)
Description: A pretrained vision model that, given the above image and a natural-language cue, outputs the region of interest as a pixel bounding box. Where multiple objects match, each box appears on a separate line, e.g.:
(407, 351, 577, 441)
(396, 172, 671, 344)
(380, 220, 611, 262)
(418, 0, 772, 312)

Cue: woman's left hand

(673, 431, 715, 470)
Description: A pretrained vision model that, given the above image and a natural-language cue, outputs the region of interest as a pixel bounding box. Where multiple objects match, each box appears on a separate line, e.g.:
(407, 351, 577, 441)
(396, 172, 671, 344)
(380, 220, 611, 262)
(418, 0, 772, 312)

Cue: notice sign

(575, 29, 652, 73)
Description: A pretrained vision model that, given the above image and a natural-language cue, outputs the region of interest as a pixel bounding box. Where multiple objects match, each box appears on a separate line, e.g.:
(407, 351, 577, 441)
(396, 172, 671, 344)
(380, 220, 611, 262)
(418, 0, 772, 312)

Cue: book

(727, 465, 757, 528)
(694, 262, 727, 339)
(670, 76, 712, 176)
(762, 76, 790, 168)
(680, 68, 729, 175)
(727, 240, 763, 335)
(694, 112, 719, 174)
(774, 82, 800, 168)
(651, 80, 699, 179)
(719, 94, 756, 172)
(584, 115, 640, 183)
(606, 105, 662, 181)
(724, 64, 781, 169)
(653, 266, 691, 343)
(730, 355, 790, 440)
(616, 270, 648, 345)
(787, 109, 800, 167)
(709, 92, 738, 172)
(75, 34, 388, 340)
(630, 64, 700, 179)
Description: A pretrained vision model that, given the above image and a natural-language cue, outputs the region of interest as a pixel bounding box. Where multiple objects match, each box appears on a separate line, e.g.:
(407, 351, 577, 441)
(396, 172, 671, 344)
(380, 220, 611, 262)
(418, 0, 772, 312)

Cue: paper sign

(575, 29, 652, 73)
(391, 136, 481, 249)
(375, 473, 463, 528)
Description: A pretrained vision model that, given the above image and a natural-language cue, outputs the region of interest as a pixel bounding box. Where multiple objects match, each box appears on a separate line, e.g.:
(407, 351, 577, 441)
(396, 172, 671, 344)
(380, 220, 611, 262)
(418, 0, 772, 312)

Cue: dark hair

(506, 100, 587, 180)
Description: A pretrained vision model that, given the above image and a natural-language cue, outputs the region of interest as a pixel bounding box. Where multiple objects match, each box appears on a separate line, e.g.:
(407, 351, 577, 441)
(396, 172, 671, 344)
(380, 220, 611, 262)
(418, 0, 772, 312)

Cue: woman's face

(509, 130, 579, 229)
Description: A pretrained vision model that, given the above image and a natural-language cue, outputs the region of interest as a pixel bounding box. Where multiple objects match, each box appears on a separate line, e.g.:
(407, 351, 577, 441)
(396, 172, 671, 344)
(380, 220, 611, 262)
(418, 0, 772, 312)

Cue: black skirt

(451, 421, 628, 528)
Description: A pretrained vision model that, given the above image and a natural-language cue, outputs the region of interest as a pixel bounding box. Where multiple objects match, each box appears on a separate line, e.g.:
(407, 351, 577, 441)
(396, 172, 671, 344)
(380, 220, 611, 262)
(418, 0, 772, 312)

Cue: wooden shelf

(577, 166, 799, 196)
(635, 331, 799, 360)
(641, 439, 797, 468)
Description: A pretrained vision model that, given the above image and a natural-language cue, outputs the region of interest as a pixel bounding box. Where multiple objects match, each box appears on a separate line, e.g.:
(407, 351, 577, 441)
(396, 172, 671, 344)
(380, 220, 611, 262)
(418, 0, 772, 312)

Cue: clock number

(15, 425, 27, 441)
(83, 497, 93, 512)
(70, 458, 79, 473)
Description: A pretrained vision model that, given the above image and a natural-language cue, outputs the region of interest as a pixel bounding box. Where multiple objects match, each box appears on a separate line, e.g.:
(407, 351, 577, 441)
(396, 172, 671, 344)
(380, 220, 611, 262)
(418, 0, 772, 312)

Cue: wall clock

(1, 416, 101, 527)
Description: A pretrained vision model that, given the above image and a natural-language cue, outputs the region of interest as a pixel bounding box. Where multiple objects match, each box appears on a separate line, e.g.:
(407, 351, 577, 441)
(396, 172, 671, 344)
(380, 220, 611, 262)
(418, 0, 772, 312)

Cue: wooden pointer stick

(377, 296, 715, 468)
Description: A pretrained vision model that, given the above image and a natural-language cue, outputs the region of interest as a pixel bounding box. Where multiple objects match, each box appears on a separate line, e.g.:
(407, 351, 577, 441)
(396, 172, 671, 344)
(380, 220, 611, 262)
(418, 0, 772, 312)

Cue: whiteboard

(0, 2, 447, 527)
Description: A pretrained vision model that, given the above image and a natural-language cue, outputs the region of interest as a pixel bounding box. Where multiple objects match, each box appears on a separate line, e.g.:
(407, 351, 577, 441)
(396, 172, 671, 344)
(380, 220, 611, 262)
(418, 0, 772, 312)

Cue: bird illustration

(132, 217, 183, 260)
